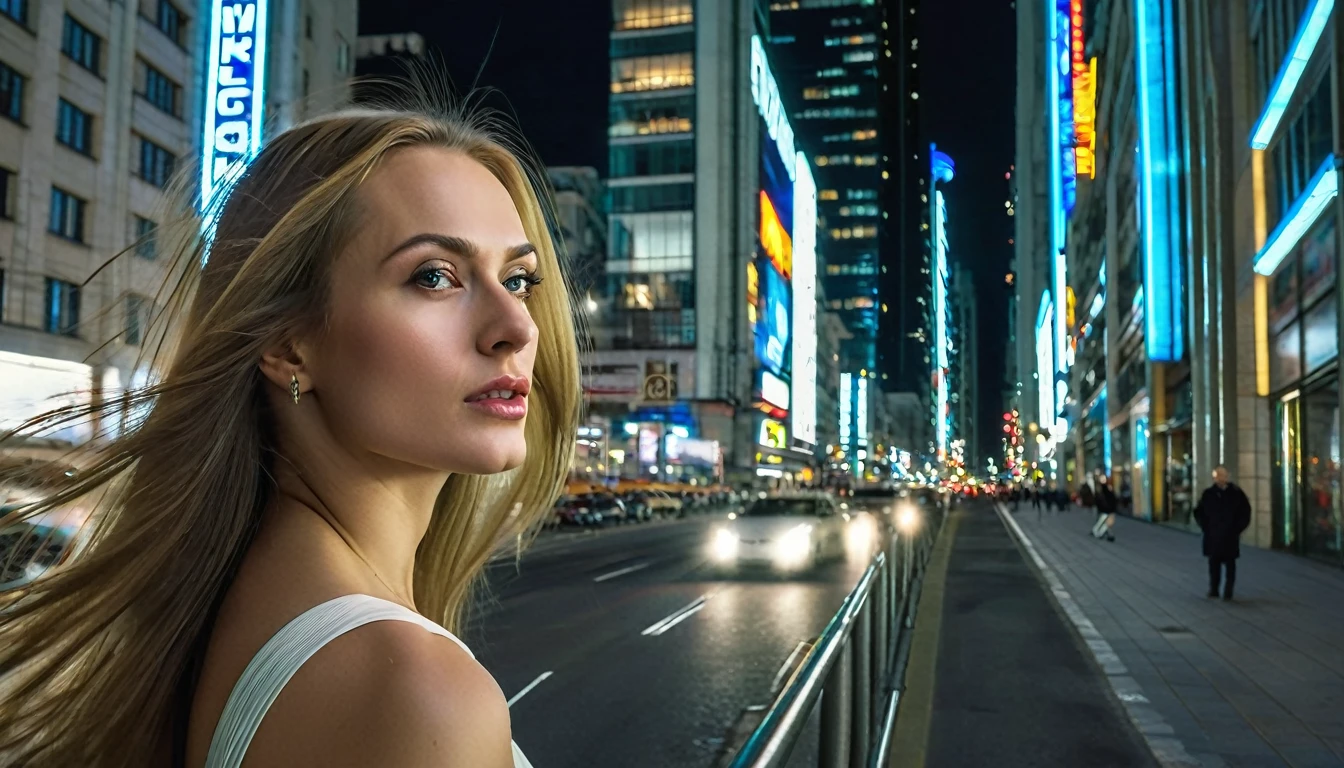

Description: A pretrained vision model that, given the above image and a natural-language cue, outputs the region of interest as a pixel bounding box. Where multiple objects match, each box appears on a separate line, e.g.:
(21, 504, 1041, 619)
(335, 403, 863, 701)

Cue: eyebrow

(381, 233, 537, 264)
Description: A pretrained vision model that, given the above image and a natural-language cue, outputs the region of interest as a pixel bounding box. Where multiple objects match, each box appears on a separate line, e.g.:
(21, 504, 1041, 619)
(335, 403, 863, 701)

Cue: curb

(994, 503, 1203, 768)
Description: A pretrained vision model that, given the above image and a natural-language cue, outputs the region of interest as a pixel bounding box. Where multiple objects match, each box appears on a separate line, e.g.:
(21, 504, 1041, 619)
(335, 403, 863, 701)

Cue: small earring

(290, 374, 301, 405)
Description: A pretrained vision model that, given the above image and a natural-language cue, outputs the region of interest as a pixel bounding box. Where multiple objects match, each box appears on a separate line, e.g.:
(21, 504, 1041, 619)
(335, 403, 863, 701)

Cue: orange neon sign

(1070, 0, 1096, 179)
(759, 191, 793, 280)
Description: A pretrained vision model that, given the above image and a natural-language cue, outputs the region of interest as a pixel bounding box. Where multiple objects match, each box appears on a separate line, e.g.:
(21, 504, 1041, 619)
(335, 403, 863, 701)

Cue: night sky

(358, 0, 1016, 464)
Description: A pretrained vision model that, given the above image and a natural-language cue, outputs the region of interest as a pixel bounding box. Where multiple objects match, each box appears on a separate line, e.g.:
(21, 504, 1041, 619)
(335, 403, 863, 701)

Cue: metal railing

(727, 505, 942, 768)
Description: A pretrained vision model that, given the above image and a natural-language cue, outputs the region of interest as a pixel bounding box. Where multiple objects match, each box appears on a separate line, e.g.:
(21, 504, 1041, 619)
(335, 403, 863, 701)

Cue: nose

(474, 280, 538, 356)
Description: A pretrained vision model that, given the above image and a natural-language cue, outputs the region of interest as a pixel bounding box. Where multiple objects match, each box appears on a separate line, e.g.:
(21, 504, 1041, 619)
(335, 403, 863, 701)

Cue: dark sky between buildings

(358, 0, 1015, 464)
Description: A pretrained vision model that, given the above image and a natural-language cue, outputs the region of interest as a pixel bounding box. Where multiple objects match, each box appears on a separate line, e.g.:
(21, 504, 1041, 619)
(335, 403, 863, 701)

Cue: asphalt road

(919, 502, 1158, 767)
(464, 509, 871, 768)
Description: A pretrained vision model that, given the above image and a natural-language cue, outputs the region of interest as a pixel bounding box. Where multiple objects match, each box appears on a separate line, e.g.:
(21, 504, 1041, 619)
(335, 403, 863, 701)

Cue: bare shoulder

(243, 618, 515, 767)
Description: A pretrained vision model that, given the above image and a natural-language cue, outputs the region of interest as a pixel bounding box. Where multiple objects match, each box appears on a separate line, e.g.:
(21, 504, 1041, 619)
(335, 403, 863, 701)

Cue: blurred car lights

(773, 524, 814, 568)
(711, 527, 739, 562)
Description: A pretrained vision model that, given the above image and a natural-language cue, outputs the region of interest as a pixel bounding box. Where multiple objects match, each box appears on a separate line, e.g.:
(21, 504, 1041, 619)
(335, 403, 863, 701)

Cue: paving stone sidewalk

(1005, 504, 1344, 768)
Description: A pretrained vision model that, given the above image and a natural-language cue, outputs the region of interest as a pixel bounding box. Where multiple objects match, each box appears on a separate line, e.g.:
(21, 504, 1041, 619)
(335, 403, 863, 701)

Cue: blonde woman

(0, 103, 581, 767)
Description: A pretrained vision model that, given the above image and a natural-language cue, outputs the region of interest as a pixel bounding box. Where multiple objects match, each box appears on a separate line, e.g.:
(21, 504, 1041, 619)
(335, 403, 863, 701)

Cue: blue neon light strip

(1249, 0, 1334, 150)
(1047, 0, 1072, 374)
(1254, 153, 1338, 275)
(201, 0, 270, 215)
(1134, 0, 1185, 362)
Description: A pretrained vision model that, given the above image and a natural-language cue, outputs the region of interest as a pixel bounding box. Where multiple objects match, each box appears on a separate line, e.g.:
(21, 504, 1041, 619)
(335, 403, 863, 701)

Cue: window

(838, 204, 879, 217)
(821, 129, 876, 142)
(337, 36, 350, 74)
(0, 60, 25, 122)
(843, 49, 877, 63)
(0, 167, 13, 219)
(0, 0, 27, 26)
(855, 154, 878, 166)
(816, 67, 846, 78)
(609, 92, 694, 136)
(846, 188, 878, 200)
(825, 33, 876, 46)
(49, 187, 87, 243)
(608, 182, 695, 213)
(819, 189, 839, 201)
(607, 211, 694, 273)
(609, 139, 695, 177)
(136, 136, 176, 188)
(140, 61, 180, 117)
(613, 0, 693, 30)
(133, 216, 157, 259)
(62, 15, 102, 75)
(56, 99, 94, 155)
(126, 295, 149, 345)
(611, 53, 694, 94)
(155, 0, 187, 47)
(44, 278, 81, 336)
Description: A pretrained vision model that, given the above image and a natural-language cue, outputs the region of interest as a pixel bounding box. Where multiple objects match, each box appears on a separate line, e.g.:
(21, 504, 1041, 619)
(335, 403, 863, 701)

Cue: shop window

(1303, 298, 1337, 374)
(1272, 322, 1302, 391)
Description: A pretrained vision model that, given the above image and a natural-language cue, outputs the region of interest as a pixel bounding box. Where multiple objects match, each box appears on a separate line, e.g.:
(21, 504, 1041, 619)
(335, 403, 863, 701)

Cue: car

(707, 493, 848, 572)
(642, 491, 684, 519)
(583, 493, 629, 524)
(550, 495, 597, 527)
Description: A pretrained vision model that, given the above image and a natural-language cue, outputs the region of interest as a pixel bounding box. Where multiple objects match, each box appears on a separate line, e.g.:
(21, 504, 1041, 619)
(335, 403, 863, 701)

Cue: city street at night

(469, 509, 871, 767)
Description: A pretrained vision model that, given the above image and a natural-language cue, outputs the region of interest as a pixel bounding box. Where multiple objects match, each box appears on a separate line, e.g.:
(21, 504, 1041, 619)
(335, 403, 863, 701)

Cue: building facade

(591, 0, 822, 486)
(1019, 0, 1342, 566)
(0, 0, 356, 463)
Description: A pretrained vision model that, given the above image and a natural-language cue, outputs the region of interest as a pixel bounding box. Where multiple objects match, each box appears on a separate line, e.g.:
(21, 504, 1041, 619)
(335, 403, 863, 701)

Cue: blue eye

(413, 267, 457, 291)
(504, 273, 544, 298)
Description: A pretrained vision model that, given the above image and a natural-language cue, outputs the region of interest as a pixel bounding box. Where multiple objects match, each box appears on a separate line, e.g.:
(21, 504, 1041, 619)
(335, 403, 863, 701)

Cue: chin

(454, 440, 528, 475)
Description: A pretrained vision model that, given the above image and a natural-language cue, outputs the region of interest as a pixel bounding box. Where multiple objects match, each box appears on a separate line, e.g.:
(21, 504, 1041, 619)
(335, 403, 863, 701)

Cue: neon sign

(201, 0, 270, 214)
(839, 372, 853, 450)
(750, 35, 797, 182)
(791, 155, 818, 446)
(1071, 0, 1096, 179)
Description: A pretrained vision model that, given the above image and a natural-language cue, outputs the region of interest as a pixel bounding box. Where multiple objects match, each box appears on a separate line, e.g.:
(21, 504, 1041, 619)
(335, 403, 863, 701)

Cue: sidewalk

(1002, 503, 1344, 768)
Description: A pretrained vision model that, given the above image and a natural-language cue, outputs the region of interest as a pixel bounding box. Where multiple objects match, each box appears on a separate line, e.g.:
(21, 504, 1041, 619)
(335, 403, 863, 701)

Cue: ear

(259, 339, 309, 397)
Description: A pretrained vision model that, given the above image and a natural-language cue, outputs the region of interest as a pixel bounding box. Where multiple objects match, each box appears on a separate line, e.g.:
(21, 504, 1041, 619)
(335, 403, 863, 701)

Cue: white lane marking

(641, 593, 715, 636)
(994, 503, 1199, 767)
(506, 671, 553, 708)
(593, 562, 650, 582)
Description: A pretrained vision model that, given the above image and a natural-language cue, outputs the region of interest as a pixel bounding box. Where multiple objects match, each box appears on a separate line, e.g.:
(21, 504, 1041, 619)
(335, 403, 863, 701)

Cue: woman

(0, 102, 580, 766)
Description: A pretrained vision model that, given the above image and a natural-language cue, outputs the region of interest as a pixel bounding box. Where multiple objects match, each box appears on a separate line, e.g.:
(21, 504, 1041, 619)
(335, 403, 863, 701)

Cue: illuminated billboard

(1070, 2, 1094, 179)
(839, 372, 853, 452)
(750, 35, 797, 182)
(202, 0, 270, 214)
(790, 154, 818, 446)
(754, 260, 791, 377)
(1036, 294, 1056, 428)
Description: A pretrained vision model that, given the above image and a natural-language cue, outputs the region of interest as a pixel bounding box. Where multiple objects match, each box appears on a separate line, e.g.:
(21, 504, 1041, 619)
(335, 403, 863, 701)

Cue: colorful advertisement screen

(755, 259, 790, 377)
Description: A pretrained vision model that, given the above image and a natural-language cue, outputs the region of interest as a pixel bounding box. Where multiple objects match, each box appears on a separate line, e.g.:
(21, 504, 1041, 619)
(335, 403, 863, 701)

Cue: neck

(264, 432, 448, 609)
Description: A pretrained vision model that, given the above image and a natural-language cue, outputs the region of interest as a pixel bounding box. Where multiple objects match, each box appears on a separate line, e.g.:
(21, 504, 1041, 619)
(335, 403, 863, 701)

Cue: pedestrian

(1078, 479, 1096, 510)
(1092, 475, 1117, 541)
(0, 100, 573, 766)
(1194, 465, 1253, 601)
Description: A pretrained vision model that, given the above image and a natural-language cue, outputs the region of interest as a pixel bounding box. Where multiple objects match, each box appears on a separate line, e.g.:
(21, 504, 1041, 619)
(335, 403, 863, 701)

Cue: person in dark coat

(1193, 465, 1253, 601)
(1092, 475, 1117, 541)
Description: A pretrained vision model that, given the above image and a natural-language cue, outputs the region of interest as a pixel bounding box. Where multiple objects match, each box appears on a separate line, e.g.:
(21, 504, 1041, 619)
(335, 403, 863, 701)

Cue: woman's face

(308, 146, 540, 476)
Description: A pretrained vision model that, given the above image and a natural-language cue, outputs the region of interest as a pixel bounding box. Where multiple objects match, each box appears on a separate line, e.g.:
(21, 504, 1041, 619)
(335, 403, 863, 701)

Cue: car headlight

(774, 524, 813, 566)
(712, 527, 739, 561)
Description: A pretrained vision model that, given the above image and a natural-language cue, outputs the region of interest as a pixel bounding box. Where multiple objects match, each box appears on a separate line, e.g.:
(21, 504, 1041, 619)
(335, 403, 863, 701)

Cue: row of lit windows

(818, 188, 878, 201)
(843, 49, 877, 63)
(822, 129, 876, 142)
(815, 154, 877, 167)
(838, 204, 878, 217)
(830, 16, 865, 27)
(797, 107, 877, 120)
(816, 67, 847, 78)
(826, 263, 878, 276)
(828, 296, 876, 310)
(611, 53, 695, 94)
(803, 84, 860, 100)
(830, 226, 878, 239)
(613, 0, 693, 31)
(771, 0, 877, 9)
(825, 33, 876, 46)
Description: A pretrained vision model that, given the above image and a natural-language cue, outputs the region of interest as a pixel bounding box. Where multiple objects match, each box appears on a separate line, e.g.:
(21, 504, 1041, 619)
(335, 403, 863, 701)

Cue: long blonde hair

(0, 102, 581, 765)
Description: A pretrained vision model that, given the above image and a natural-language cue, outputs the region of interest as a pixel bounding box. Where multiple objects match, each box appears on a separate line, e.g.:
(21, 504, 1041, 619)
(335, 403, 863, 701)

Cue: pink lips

(464, 375, 530, 421)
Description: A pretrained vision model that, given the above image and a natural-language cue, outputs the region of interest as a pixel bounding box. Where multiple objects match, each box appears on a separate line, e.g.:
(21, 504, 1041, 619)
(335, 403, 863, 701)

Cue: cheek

(316, 299, 470, 433)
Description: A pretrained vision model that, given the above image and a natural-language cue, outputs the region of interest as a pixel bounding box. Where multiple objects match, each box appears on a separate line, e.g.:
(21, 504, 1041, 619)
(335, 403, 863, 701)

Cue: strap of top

(202, 594, 476, 768)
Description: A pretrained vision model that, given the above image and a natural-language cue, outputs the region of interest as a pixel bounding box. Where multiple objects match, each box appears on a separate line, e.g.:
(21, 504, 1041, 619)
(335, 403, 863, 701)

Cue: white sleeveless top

(203, 593, 534, 767)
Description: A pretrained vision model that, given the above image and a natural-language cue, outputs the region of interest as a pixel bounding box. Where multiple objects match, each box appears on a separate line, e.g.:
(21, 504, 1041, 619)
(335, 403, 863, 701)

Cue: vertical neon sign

(791, 154, 818, 446)
(1047, 0, 1073, 382)
(202, 0, 270, 215)
(1134, 0, 1185, 361)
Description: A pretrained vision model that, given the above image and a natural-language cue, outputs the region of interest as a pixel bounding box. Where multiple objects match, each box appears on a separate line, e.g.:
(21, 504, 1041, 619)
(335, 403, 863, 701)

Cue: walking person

(1092, 475, 1117, 541)
(1194, 466, 1253, 601)
(0, 98, 579, 766)
(1032, 485, 1044, 519)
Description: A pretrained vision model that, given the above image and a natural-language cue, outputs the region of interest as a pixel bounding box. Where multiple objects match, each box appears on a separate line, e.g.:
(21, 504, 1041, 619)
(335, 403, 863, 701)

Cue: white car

(708, 493, 848, 571)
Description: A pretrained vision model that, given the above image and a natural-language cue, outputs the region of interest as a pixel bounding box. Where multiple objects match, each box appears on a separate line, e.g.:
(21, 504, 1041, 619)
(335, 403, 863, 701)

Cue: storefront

(1269, 217, 1341, 565)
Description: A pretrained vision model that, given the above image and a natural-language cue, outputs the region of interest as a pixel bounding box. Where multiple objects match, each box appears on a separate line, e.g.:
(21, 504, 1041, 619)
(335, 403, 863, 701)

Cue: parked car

(551, 495, 598, 527)
(622, 492, 655, 522)
(583, 493, 629, 525)
(643, 491, 684, 519)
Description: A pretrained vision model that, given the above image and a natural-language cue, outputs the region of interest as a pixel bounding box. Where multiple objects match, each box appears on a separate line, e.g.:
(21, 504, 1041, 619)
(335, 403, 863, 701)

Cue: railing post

(818, 641, 852, 768)
(873, 558, 889, 693)
(850, 596, 872, 768)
